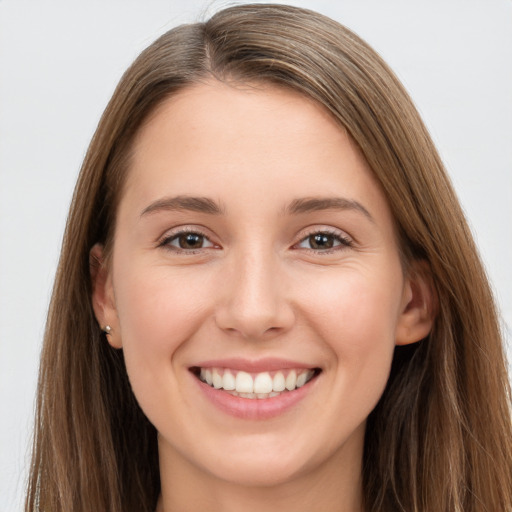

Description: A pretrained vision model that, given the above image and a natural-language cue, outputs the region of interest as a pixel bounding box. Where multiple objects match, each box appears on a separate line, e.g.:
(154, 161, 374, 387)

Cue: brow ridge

(285, 197, 373, 221)
(140, 194, 373, 221)
(140, 195, 224, 217)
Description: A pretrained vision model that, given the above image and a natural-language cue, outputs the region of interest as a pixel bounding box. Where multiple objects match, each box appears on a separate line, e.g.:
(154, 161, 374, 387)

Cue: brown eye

(309, 233, 335, 249)
(297, 231, 352, 251)
(177, 233, 204, 249)
(164, 231, 215, 251)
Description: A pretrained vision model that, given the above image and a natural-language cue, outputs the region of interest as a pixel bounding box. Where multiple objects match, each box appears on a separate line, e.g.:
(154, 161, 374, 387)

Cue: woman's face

(93, 82, 431, 488)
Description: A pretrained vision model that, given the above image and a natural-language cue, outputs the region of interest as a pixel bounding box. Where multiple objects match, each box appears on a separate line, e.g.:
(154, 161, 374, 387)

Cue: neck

(156, 431, 365, 512)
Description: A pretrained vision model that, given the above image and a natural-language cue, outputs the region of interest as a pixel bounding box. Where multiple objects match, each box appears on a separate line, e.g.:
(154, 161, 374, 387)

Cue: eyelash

(295, 229, 353, 254)
(158, 228, 353, 254)
(158, 228, 215, 254)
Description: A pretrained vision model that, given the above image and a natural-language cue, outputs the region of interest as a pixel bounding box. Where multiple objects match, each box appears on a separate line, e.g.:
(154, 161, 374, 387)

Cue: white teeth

(296, 371, 308, 388)
(285, 370, 297, 391)
(199, 367, 316, 395)
(235, 371, 254, 393)
(222, 370, 236, 391)
(212, 369, 223, 389)
(253, 372, 273, 394)
(273, 371, 286, 392)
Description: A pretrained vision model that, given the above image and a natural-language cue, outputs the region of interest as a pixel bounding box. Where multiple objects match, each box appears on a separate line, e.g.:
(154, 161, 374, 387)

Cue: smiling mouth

(190, 367, 321, 399)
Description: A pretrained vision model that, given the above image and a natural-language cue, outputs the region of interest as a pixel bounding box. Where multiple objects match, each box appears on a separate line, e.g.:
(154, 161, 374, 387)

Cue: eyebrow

(285, 197, 374, 222)
(140, 195, 225, 217)
(140, 194, 373, 222)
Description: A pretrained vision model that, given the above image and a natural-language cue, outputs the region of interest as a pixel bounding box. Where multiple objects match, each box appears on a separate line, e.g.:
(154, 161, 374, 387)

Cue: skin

(92, 81, 434, 512)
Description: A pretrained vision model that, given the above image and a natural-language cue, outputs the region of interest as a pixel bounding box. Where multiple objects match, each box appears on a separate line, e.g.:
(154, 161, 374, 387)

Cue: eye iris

(310, 233, 334, 249)
(179, 233, 204, 249)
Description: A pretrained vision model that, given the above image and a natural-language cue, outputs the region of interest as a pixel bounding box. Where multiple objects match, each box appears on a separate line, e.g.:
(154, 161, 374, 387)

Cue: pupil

(310, 234, 333, 249)
(179, 233, 203, 249)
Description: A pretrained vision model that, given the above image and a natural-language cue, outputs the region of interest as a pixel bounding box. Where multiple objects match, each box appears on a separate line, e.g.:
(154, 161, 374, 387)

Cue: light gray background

(1, 1, 511, 510)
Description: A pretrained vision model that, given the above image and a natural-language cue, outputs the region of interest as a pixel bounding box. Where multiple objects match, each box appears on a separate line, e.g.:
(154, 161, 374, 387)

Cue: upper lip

(191, 357, 318, 373)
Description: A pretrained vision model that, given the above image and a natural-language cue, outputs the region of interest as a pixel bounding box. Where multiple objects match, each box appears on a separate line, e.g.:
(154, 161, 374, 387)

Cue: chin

(195, 431, 336, 488)
(208, 456, 310, 488)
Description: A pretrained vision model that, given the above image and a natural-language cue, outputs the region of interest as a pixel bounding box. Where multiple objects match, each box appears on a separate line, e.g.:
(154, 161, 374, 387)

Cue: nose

(214, 249, 295, 340)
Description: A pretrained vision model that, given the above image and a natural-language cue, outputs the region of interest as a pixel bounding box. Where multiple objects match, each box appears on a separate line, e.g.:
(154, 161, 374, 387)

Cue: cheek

(112, 261, 213, 395)
(296, 264, 402, 402)
(300, 264, 403, 344)
(114, 253, 216, 334)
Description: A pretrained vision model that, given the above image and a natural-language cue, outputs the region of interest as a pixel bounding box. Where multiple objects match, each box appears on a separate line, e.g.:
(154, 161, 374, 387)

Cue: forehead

(121, 81, 392, 227)
(132, 81, 347, 166)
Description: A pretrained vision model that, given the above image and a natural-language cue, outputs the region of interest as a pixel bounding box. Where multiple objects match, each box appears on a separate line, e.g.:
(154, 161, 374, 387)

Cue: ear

(90, 243, 122, 349)
(395, 260, 437, 346)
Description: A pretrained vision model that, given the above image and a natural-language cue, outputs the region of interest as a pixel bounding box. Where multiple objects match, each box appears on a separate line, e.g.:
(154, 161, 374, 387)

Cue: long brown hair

(26, 4, 512, 511)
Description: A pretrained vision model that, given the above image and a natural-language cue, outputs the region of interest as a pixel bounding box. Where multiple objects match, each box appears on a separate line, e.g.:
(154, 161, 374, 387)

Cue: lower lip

(193, 374, 318, 420)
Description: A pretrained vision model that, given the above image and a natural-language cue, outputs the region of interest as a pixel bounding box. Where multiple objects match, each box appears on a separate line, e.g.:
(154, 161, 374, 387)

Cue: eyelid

(155, 224, 353, 254)
(157, 225, 220, 252)
(293, 226, 353, 252)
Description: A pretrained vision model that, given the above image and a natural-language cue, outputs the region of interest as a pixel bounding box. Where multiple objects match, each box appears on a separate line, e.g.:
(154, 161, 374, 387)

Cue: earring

(103, 325, 112, 335)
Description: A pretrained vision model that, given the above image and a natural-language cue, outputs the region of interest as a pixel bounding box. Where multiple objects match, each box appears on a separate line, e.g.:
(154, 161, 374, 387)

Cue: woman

(26, 4, 512, 512)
